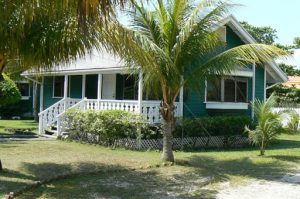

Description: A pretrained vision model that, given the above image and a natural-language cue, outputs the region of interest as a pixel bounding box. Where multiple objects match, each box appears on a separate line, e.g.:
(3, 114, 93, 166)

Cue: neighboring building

(21, 15, 287, 135)
(282, 76, 300, 89)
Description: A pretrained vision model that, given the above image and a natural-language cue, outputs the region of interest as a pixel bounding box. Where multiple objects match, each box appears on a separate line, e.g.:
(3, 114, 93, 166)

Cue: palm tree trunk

(0, 160, 2, 171)
(160, 101, 175, 162)
(0, 53, 6, 77)
(260, 140, 265, 156)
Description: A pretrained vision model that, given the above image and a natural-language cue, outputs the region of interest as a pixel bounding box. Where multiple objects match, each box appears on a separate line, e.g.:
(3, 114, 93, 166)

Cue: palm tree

(0, 0, 127, 172)
(0, 0, 129, 78)
(245, 95, 285, 156)
(102, 0, 288, 162)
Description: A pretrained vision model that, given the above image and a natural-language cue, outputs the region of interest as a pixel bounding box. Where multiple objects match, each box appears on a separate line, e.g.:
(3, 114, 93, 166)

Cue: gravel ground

(217, 172, 300, 199)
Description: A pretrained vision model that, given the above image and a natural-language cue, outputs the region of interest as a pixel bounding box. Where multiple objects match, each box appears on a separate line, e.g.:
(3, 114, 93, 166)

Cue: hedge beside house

(63, 110, 251, 150)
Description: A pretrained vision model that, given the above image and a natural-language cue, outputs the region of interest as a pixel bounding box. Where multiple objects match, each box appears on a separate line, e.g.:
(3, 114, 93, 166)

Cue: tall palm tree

(102, 0, 288, 162)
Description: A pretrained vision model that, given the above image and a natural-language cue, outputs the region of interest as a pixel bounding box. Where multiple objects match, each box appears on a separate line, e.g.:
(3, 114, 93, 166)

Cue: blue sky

(233, 0, 300, 45)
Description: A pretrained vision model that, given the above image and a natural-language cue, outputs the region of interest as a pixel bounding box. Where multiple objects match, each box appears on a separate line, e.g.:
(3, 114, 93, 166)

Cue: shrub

(63, 109, 156, 145)
(0, 74, 21, 106)
(175, 115, 252, 138)
(245, 95, 285, 156)
(285, 110, 300, 134)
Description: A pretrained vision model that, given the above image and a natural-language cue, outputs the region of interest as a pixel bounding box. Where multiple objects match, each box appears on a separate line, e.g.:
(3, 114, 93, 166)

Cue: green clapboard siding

(43, 76, 61, 109)
(183, 26, 252, 117)
(255, 66, 265, 101)
(183, 84, 207, 117)
(69, 75, 82, 98)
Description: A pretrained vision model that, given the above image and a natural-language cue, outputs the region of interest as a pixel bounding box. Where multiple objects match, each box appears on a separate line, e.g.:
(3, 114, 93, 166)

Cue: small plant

(245, 94, 285, 156)
(286, 110, 300, 134)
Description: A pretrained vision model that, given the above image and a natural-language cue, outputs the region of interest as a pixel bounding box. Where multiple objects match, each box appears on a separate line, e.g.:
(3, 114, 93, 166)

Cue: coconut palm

(0, 0, 130, 78)
(245, 95, 285, 156)
(102, 0, 288, 162)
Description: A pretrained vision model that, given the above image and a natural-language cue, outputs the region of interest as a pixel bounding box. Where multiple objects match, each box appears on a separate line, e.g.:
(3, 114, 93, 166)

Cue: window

(53, 76, 65, 98)
(206, 77, 248, 103)
(207, 79, 221, 101)
(17, 82, 30, 100)
(123, 75, 138, 100)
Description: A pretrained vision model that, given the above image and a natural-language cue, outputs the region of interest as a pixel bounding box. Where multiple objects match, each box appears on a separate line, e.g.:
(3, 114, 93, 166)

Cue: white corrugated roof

(23, 50, 125, 75)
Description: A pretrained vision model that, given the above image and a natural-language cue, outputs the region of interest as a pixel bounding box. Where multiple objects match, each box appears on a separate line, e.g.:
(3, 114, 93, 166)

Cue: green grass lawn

(0, 120, 38, 135)
(1, 134, 300, 198)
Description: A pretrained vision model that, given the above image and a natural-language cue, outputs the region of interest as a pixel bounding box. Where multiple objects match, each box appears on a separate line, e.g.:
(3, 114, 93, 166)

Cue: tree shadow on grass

(176, 155, 295, 186)
(18, 164, 218, 199)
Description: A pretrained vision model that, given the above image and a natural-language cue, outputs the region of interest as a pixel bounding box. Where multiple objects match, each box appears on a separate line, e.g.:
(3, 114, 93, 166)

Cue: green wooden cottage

(22, 15, 287, 135)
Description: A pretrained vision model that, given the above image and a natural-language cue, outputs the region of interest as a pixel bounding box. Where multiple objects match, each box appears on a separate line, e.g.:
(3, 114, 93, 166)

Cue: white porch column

(138, 71, 143, 114)
(39, 76, 44, 112)
(64, 75, 68, 110)
(179, 76, 184, 117)
(38, 77, 44, 134)
(97, 73, 103, 110)
(252, 63, 256, 119)
(64, 75, 68, 98)
(82, 74, 86, 98)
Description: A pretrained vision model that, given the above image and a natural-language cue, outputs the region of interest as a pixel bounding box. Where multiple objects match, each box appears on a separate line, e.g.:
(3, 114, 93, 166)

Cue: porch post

(82, 74, 86, 98)
(97, 73, 103, 110)
(179, 76, 184, 117)
(63, 75, 68, 111)
(39, 76, 44, 112)
(138, 71, 143, 114)
(38, 76, 44, 134)
(64, 75, 68, 99)
(252, 63, 256, 119)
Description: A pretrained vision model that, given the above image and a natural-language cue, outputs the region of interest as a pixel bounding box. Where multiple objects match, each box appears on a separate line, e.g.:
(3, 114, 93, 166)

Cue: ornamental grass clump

(245, 95, 285, 156)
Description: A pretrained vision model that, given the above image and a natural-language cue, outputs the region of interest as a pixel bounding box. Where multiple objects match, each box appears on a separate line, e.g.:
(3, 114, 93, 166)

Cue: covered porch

(38, 70, 183, 135)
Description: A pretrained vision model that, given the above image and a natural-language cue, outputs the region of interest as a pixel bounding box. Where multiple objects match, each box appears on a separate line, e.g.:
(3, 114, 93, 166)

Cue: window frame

(52, 76, 65, 98)
(205, 77, 248, 103)
(17, 81, 30, 100)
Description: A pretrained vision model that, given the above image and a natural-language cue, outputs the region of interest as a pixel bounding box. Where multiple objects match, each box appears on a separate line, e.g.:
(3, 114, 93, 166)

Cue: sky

(233, 0, 299, 45)
(232, 0, 300, 68)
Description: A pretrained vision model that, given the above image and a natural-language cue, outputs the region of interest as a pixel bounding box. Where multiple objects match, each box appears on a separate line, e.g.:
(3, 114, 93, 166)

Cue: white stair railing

(38, 98, 81, 134)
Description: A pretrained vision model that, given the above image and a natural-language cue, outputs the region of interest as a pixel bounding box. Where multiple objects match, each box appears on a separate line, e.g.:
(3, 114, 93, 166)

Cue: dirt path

(217, 172, 300, 199)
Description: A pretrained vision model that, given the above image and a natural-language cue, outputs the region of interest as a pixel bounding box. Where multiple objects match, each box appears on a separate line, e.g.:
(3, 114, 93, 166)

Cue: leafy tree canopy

(0, 74, 21, 106)
(240, 21, 278, 45)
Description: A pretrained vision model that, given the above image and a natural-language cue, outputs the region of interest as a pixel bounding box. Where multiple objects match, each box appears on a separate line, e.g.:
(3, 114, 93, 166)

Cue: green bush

(175, 115, 252, 138)
(0, 74, 21, 106)
(286, 110, 300, 134)
(64, 109, 156, 145)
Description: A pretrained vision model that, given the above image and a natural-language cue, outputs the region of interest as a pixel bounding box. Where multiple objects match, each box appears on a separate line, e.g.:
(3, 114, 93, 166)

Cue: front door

(102, 74, 116, 99)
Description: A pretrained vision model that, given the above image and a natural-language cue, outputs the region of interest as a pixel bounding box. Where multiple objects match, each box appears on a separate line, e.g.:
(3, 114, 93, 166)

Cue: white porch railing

(41, 98, 182, 135)
(38, 98, 81, 134)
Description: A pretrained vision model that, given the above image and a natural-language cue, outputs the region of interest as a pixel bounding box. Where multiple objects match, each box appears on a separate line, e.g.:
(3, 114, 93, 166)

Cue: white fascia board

(206, 102, 249, 110)
(22, 67, 127, 76)
(225, 70, 253, 77)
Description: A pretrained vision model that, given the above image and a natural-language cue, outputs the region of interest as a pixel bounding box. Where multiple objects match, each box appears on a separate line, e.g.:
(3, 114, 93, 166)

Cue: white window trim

(205, 76, 249, 109)
(52, 76, 64, 98)
(16, 81, 30, 100)
(206, 102, 249, 110)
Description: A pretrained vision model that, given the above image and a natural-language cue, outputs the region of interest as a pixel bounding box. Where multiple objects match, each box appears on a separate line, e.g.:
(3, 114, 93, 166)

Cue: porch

(38, 71, 183, 135)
